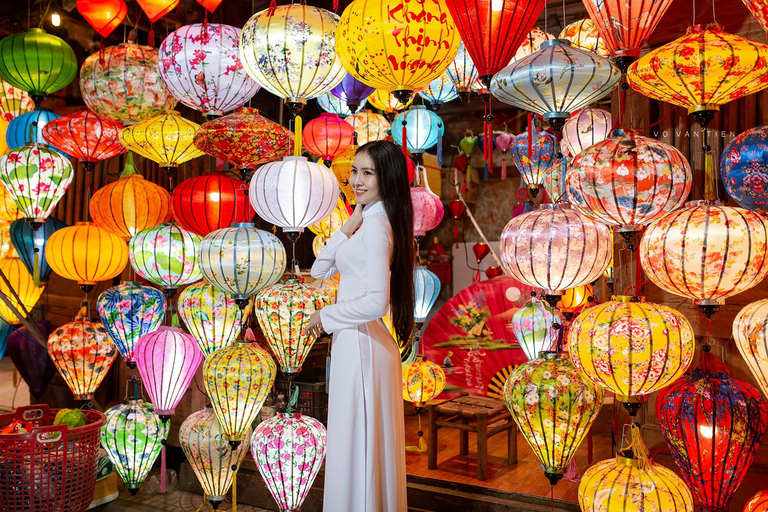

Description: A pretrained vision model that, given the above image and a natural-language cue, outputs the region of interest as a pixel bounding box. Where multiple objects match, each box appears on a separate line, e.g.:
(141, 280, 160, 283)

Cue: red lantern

(171, 173, 254, 237)
(485, 266, 503, 279)
(448, 199, 466, 244)
(746, 490, 768, 511)
(77, 0, 128, 38)
(42, 109, 126, 172)
(137, 0, 179, 23)
(473, 242, 491, 264)
(656, 350, 768, 512)
(196, 0, 222, 12)
(302, 113, 355, 165)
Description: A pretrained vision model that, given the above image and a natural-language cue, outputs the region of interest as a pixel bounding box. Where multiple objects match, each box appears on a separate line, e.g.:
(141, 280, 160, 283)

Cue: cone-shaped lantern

(42, 110, 126, 171)
(510, 299, 561, 361)
(178, 282, 246, 357)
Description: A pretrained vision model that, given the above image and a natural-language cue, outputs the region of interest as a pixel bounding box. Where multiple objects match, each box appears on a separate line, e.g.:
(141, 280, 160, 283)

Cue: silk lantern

(330, 146, 357, 202)
(178, 282, 246, 356)
(41, 109, 126, 171)
(317, 92, 354, 117)
(403, 355, 445, 408)
(0, 29, 77, 105)
(746, 490, 768, 512)
(414, 266, 440, 325)
(504, 351, 603, 485)
(77, 0, 128, 38)
(569, 295, 695, 414)
(0, 181, 21, 223)
(180, 407, 252, 509)
(345, 110, 390, 145)
(251, 413, 327, 512)
(0, 79, 33, 122)
(0, 256, 44, 323)
(336, 0, 460, 104)
(0, 224, 10, 260)
(203, 341, 277, 447)
(119, 110, 203, 174)
(331, 74, 374, 113)
(510, 300, 562, 360)
(419, 73, 459, 110)
(7, 320, 57, 398)
(135, 327, 203, 421)
(102, 399, 169, 494)
(657, 350, 767, 511)
(558, 19, 609, 57)
(562, 107, 612, 158)
(733, 298, 768, 400)
(97, 281, 166, 367)
(130, 223, 203, 293)
(47, 318, 117, 400)
(411, 173, 444, 240)
(392, 106, 444, 163)
(510, 27, 555, 64)
(80, 43, 176, 125)
(722, 125, 768, 211)
(137, 0, 179, 23)
(198, 224, 286, 309)
(367, 89, 413, 115)
(557, 284, 592, 317)
(308, 196, 350, 240)
(745, 0, 768, 35)
(253, 280, 329, 374)
(510, 128, 557, 196)
(90, 153, 172, 239)
(6, 110, 63, 152)
(45, 223, 129, 292)
(446, 43, 483, 100)
(159, 23, 260, 117)
(9, 217, 66, 285)
(500, 204, 612, 301)
(172, 173, 253, 237)
(302, 113, 355, 164)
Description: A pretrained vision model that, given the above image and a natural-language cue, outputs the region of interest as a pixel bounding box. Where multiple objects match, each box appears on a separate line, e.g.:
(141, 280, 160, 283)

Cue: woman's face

(349, 151, 381, 205)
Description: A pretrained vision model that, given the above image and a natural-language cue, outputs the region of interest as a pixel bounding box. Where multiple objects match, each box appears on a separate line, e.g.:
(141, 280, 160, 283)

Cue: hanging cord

(452, 180, 505, 271)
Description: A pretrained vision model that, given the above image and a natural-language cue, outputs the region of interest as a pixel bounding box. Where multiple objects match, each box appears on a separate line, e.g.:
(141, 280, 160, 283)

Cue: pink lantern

(562, 107, 612, 158)
(411, 166, 444, 240)
(495, 130, 514, 180)
(135, 326, 203, 422)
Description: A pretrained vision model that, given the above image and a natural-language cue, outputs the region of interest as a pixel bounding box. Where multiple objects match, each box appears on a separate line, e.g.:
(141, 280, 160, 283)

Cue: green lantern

(0, 28, 77, 105)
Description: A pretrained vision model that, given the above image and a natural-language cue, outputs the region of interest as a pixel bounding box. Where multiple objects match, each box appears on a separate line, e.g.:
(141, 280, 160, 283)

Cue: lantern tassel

(437, 123, 443, 167)
(483, 164, 489, 182)
(401, 119, 408, 157)
(121, 152, 137, 177)
(294, 115, 303, 157)
(704, 134, 716, 202)
(232, 470, 237, 512)
(161, 442, 167, 493)
(501, 156, 507, 180)
(148, 27, 155, 48)
(527, 113, 533, 159)
(32, 250, 40, 288)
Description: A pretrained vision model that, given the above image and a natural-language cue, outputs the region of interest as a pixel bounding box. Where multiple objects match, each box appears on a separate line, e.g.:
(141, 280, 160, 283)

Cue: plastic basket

(0, 404, 106, 512)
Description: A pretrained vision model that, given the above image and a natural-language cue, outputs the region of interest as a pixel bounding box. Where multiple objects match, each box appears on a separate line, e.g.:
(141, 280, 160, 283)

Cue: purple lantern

(331, 74, 374, 114)
(135, 326, 203, 422)
(7, 321, 58, 399)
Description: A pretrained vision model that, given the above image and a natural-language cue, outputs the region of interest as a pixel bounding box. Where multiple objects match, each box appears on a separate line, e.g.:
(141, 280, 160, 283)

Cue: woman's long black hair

(357, 141, 415, 347)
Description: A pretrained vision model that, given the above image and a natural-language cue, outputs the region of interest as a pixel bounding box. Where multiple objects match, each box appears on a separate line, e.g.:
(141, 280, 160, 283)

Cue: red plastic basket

(0, 404, 105, 512)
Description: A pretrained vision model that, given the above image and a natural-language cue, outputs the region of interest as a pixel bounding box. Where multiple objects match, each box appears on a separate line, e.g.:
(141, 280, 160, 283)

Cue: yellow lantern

(337, 0, 461, 103)
(733, 299, 768, 399)
(119, 110, 203, 174)
(45, 222, 129, 293)
(308, 196, 350, 239)
(0, 184, 22, 223)
(558, 19, 609, 57)
(0, 256, 43, 323)
(402, 355, 445, 408)
(330, 148, 356, 203)
(367, 89, 413, 114)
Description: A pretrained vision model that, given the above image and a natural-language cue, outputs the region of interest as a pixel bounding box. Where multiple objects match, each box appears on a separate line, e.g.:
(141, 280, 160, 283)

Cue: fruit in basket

(0, 420, 32, 434)
(54, 409, 86, 429)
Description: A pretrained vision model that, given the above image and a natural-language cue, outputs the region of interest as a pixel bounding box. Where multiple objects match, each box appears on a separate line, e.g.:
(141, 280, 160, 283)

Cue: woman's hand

(306, 311, 324, 339)
(340, 203, 364, 237)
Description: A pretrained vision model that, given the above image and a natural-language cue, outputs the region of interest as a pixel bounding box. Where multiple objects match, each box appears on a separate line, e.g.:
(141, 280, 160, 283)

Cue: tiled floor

(96, 486, 272, 512)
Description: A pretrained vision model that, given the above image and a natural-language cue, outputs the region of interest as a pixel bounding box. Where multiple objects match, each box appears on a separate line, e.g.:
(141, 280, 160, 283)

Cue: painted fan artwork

(423, 275, 534, 399)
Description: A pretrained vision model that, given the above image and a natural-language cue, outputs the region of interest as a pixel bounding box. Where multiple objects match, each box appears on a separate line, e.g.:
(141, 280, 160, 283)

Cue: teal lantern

(9, 217, 67, 285)
(6, 110, 69, 158)
(414, 266, 440, 325)
(0, 28, 78, 105)
(418, 74, 458, 111)
(391, 106, 444, 164)
(0, 318, 10, 361)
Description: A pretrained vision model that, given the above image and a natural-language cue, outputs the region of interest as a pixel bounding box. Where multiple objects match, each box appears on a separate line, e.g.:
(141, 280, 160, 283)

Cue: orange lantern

(137, 0, 179, 23)
(0, 256, 44, 324)
(77, 0, 128, 38)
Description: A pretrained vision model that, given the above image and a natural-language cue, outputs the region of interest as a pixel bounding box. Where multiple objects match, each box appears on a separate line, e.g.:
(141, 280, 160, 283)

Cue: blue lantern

(317, 92, 353, 117)
(391, 106, 444, 164)
(9, 217, 67, 285)
(97, 281, 166, 368)
(5, 109, 68, 157)
(418, 74, 458, 111)
(0, 318, 11, 361)
(414, 266, 440, 325)
(510, 129, 557, 198)
(722, 125, 768, 211)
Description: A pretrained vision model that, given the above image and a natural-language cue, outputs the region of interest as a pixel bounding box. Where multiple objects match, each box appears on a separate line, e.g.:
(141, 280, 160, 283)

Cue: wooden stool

(426, 393, 517, 481)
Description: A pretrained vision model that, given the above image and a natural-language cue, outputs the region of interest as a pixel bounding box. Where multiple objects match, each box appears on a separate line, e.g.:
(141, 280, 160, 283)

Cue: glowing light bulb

(699, 425, 714, 439)
(105, 11, 112, 19)
(209, 192, 221, 202)
(51, 12, 61, 26)
(491, 0, 503, 11)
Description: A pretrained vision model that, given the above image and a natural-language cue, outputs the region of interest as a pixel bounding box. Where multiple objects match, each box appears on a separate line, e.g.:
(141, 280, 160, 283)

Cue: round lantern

(504, 351, 604, 485)
(403, 355, 445, 408)
(491, 39, 620, 131)
(119, 110, 203, 173)
(0, 144, 73, 225)
(178, 282, 247, 356)
(317, 92, 354, 117)
(391, 106, 444, 158)
(136, 326, 203, 421)
(567, 130, 692, 230)
(101, 399, 169, 494)
(510, 27, 555, 64)
(746, 490, 768, 512)
(172, 173, 253, 237)
(556, 284, 592, 316)
(411, 185, 444, 239)
(345, 110, 390, 145)
(180, 407, 252, 509)
(367, 89, 413, 114)
(198, 224, 286, 308)
(418, 73, 459, 110)
(336, 0, 460, 103)
(159, 23, 260, 117)
(203, 341, 277, 447)
(0, 256, 44, 324)
(249, 156, 339, 235)
(130, 223, 203, 293)
(253, 279, 329, 374)
(312, 234, 327, 257)
(510, 128, 557, 196)
(446, 43, 483, 100)
(7, 320, 57, 398)
(331, 74, 374, 113)
(558, 19, 609, 57)
(733, 298, 768, 400)
(9, 217, 66, 285)
(510, 300, 562, 360)
(657, 351, 768, 512)
(302, 113, 355, 164)
(46, 223, 129, 292)
(90, 153, 172, 239)
(97, 281, 166, 367)
(308, 196, 350, 239)
(239, 4, 345, 111)
(722, 125, 768, 211)
(42, 109, 126, 170)
(251, 413, 327, 512)
(0, 79, 33, 122)
(640, 202, 768, 315)
(77, 0, 128, 38)
(569, 296, 695, 413)
(330, 146, 357, 202)
(47, 318, 117, 400)
(80, 43, 177, 125)
(500, 203, 612, 297)
(562, 107, 612, 158)
(414, 266, 440, 325)
(6, 110, 64, 153)
(0, 29, 77, 104)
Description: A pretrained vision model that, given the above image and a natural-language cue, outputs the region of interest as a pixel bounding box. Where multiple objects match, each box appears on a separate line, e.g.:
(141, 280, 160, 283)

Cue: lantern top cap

(230, 222, 256, 229)
(156, 326, 183, 333)
(409, 105, 428, 111)
(538, 203, 568, 211)
(611, 295, 645, 303)
(540, 39, 572, 50)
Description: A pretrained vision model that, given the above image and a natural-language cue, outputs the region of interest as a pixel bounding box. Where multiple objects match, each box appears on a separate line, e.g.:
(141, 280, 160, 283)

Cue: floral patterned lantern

(746, 490, 768, 512)
(90, 153, 172, 240)
(446, 43, 483, 100)
(0, 79, 33, 122)
(392, 106, 444, 162)
(569, 295, 695, 414)
(317, 92, 354, 117)
(366, 89, 413, 115)
(159, 23, 260, 118)
(45, 223, 129, 293)
(418, 73, 459, 111)
(41, 109, 126, 171)
(80, 43, 176, 125)
(413, 266, 440, 325)
(510, 27, 555, 64)
(9, 217, 66, 285)
(180, 407, 252, 509)
(253, 280, 329, 374)
(733, 298, 768, 400)
(178, 282, 247, 356)
(558, 19, 609, 57)
(77, 0, 128, 38)
(657, 350, 767, 512)
(403, 355, 445, 408)
(135, 326, 203, 421)
(198, 224, 286, 309)
(510, 128, 557, 196)
(6, 110, 64, 153)
(172, 173, 253, 237)
(119, 110, 203, 174)
(251, 413, 327, 512)
(640, 202, 768, 316)
(308, 195, 350, 240)
(562, 107, 612, 158)
(47, 318, 117, 401)
(345, 109, 390, 145)
(510, 299, 562, 361)
(302, 113, 355, 165)
(203, 341, 277, 447)
(411, 181, 444, 240)
(97, 282, 166, 367)
(721, 125, 768, 211)
(331, 74, 374, 113)
(504, 351, 603, 485)
(500, 203, 612, 300)
(0, 256, 44, 324)
(129, 223, 203, 294)
(102, 399, 169, 494)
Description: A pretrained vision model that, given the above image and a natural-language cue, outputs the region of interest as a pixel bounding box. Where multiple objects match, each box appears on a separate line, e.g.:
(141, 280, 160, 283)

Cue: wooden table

(426, 393, 517, 481)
